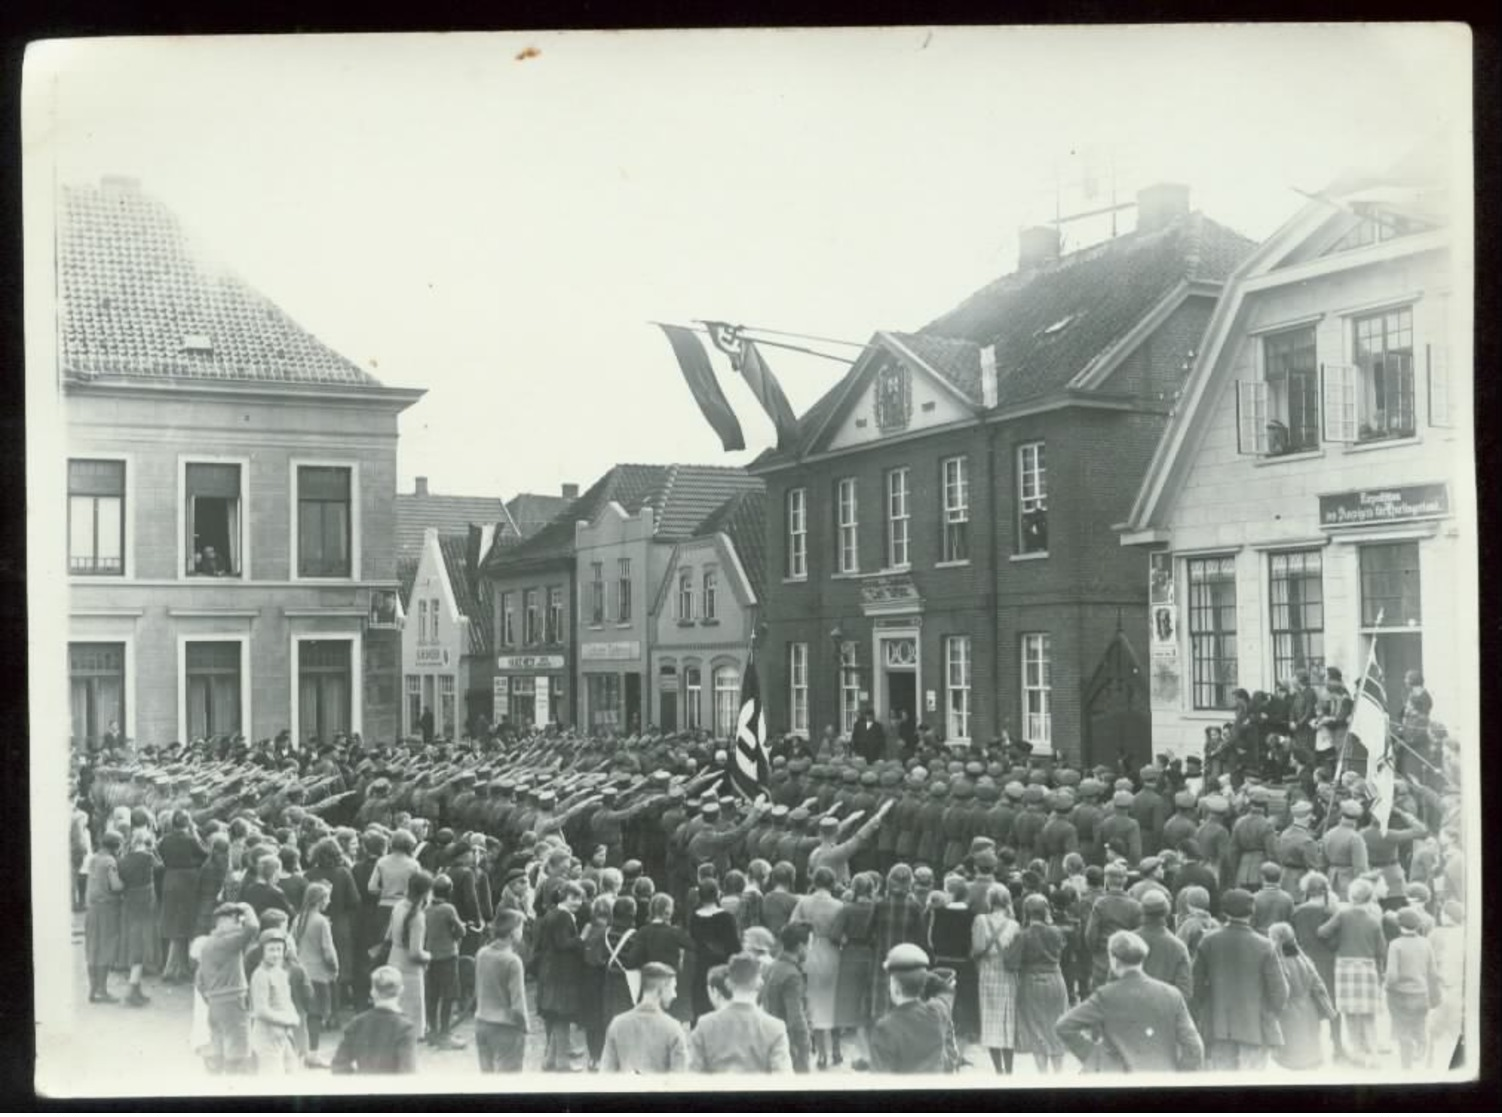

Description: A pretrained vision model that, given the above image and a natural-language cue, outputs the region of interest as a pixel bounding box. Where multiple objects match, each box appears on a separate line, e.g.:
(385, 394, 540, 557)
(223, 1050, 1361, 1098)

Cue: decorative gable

(825, 351, 976, 453)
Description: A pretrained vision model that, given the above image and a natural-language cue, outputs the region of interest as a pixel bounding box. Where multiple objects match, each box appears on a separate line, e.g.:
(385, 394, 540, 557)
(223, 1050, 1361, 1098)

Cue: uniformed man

(914, 782, 948, 869)
(775, 808, 808, 874)
(1012, 784, 1046, 865)
(1193, 795, 1233, 885)
(1096, 790, 1144, 866)
(1227, 788, 1278, 888)
(1131, 767, 1170, 854)
(759, 804, 790, 865)
(1039, 790, 1081, 885)
(1161, 790, 1200, 854)
(1361, 805, 1429, 903)
(874, 768, 904, 875)
(1272, 799, 1322, 898)
(1070, 779, 1106, 866)
(688, 797, 767, 881)
(940, 780, 977, 871)
(892, 770, 926, 871)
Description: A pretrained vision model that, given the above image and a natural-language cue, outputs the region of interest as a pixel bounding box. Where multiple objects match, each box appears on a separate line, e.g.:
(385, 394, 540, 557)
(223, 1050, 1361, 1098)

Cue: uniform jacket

(1130, 789, 1170, 853)
(1191, 920, 1289, 1047)
(1054, 969, 1203, 1072)
(1096, 812, 1143, 865)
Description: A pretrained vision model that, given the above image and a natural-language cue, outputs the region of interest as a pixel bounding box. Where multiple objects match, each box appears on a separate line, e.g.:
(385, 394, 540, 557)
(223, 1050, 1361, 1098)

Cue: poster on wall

(535, 676, 551, 724)
(1151, 605, 1176, 646)
(1149, 550, 1174, 606)
(1150, 649, 1180, 706)
(493, 676, 509, 719)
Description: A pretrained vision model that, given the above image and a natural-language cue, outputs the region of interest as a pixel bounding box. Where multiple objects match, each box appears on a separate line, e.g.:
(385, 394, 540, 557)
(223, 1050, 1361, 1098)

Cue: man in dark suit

(867, 944, 951, 1074)
(1055, 929, 1204, 1073)
(852, 707, 886, 766)
(331, 965, 418, 1074)
(760, 922, 813, 1073)
(1191, 888, 1290, 1070)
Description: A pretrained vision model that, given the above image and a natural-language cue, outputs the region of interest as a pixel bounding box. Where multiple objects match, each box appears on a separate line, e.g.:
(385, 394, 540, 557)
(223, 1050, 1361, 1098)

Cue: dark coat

(1191, 920, 1289, 1048)
(1055, 970, 1203, 1072)
(535, 906, 587, 1021)
(331, 1005, 418, 1073)
(869, 999, 950, 1074)
(851, 718, 886, 766)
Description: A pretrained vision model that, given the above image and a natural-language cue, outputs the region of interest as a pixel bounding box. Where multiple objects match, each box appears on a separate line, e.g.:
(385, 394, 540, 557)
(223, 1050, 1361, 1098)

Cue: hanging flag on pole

(728, 656, 770, 800)
(1349, 628, 1397, 833)
(702, 321, 801, 449)
(658, 324, 745, 452)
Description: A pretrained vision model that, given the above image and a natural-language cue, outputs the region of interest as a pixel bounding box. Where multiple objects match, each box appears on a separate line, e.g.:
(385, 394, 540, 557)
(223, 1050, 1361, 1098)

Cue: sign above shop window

(1319, 483, 1449, 529)
(497, 653, 566, 671)
(415, 646, 450, 667)
(582, 640, 641, 661)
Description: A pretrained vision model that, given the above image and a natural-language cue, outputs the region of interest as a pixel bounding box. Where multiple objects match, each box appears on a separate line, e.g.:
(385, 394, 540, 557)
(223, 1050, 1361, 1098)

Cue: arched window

(713, 664, 741, 740)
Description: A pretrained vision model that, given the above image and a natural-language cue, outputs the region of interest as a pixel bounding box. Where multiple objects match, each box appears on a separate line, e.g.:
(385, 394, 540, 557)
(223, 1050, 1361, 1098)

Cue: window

(500, 593, 516, 647)
(418, 600, 429, 644)
(945, 635, 972, 742)
(70, 642, 125, 747)
(885, 467, 910, 568)
(1021, 633, 1051, 745)
(713, 665, 741, 740)
(185, 462, 242, 576)
(1360, 542, 1421, 628)
(942, 456, 969, 562)
(590, 562, 605, 625)
(524, 589, 540, 645)
(299, 640, 352, 745)
(617, 558, 632, 623)
(1018, 442, 1048, 553)
(1330, 207, 1417, 253)
(1270, 550, 1325, 683)
(546, 588, 563, 643)
(836, 478, 859, 573)
(703, 568, 718, 621)
(677, 570, 694, 621)
(1328, 308, 1416, 444)
(405, 674, 422, 734)
(587, 673, 622, 732)
(1238, 327, 1320, 456)
(430, 598, 441, 644)
(68, 459, 125, 575)
(440, 675, 456, 739)
(1187, 556, 1238, 709)
(185, 641, 242, 740)
(684, 667, 703, 730)
(786, 488, 808, 578)
(788, 643, 809, 737)
(839, 641, 861, 736)
(296, 466, 352, 578)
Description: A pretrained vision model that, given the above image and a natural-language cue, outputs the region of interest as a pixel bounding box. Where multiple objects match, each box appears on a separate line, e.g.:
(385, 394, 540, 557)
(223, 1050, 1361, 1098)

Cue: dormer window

(180, 333, 213, 354)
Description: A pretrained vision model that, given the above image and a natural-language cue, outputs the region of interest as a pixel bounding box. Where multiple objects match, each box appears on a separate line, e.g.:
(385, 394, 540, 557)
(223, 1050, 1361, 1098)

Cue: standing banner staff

(729, 651, 771, 801)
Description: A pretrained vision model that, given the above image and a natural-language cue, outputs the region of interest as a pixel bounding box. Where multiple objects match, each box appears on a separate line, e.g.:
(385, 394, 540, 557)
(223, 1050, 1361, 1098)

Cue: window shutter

(1427, 342, 1452, 428)
(1235, 380, 1269, 455)
(1321, 363, 1358, 443)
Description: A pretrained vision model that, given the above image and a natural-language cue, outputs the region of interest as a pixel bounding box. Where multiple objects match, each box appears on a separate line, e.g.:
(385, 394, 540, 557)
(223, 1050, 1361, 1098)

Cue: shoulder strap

(607, 928, 636, 971)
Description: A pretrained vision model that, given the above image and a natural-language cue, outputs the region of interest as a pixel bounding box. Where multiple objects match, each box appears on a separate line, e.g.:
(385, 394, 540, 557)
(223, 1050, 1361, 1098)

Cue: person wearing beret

(1054, 930, 1204, 1073)
(1191, 888, 1289, 1069)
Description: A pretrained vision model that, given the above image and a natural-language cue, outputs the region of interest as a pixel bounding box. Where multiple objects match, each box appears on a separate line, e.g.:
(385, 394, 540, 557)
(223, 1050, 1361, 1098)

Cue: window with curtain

(713, 665, 741, 739)
(499, 593, 515, 646)
(684, 666, 702, 730)
(836, 478, 859, 573)
(590, 563, 605, 625)
(1018, 442, 1048, 554)
(297, 466, 352, 577)
(839, 642, 861, 735)
(703, 568, 718, 621)
(789, 643, 809, 737)
(430, 598, 441, 643)
(298, 639, 351, 745)
(68, 459, 125, 575)
(1354, 307, 1416, 442)
(1270, 550, 1325, 683)
(440, 675, 456, 739)
(618, 558, 632, 623)
(1021, 633, 1051, 745)
(547, 587, 563, 642)
(946, 635, 972, 742)
(942, 457, 969, 562)
(885, 468, 910, 568)
(678, 570, 694, 620)
(186, 641, 242, 740)
(1187, 556, 1238, 709)
(185, 462, 242, 576)
(70, 642, 125, 746)
(524, 589, 540, 644)
(418, 600, 429, 644)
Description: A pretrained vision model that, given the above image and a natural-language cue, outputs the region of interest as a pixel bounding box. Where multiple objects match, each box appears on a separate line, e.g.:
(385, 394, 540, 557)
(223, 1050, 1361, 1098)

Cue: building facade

(62, 177, 422, 749)
(399, 528, 496, 741)
(1120, 155, 1473, 757)
(750, 186, 1256, 768)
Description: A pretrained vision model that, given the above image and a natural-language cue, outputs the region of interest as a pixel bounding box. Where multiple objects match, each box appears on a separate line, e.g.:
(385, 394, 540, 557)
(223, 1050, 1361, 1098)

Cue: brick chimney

(415, 476, 429, 497)
(561, 483, 579, 500)
(1018, 225, 1061, 271)
(1137, 183, 1190, 233)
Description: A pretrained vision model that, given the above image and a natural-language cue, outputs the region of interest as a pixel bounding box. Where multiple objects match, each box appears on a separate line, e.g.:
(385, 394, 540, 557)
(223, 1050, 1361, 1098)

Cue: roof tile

(396, 494, 513, 560)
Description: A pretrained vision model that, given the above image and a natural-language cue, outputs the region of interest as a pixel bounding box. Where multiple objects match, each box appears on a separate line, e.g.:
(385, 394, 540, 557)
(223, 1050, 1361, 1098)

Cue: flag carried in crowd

(728, 655, 770, 800)
(1348, 620, 1399, 833)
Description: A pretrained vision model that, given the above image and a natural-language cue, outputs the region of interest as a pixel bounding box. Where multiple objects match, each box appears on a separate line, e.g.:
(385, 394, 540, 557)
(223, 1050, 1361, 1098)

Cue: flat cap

(1051, 790, 1075, 811)
(879, 770, 901, 787)
(844, 767, 862, 783)
(1004, 781, 1026, 801)
(1290, 800, 1313, 818)
(964, 761, 985, 777)
(883, 942, 931, 973)
(1112, 790, 1135, 808)
(1221, 888, 1255, 919)
(1141, 889, 1170, 915)
(1174, 790, 1196, 809)
(1139, 856, 1162, 875)
(1023, 784, 1047, 803)
(1114, 777, 1135, 793)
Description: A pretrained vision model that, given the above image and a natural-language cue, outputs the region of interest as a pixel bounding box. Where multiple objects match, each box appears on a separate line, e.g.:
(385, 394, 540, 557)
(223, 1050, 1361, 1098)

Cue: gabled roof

(649, 465, 765, 541)
(752, 210, 1254, 471)
(58, 177, 386, 387)
(396, 492, 515, 559)
(694, 488, 768, 603)
(438, 533, 495, 655)
(396, 555, 421, 613)
(506, 493, 572, 539)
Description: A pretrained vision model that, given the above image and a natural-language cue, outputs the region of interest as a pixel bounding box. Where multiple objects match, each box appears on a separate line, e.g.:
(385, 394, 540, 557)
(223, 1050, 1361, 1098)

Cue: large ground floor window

(587, 673, 622, 732)
(70, 642, 125, 747)
(299, 639, 351, 746)
(713, 665, 741, 740)
(185, 640, 243, 740)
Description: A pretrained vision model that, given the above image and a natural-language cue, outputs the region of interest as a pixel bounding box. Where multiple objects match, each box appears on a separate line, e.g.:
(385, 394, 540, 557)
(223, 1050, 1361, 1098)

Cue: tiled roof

(506, 493, 573, 539)
(396, 555, 420, 613)
(396, 493, 513, 560)
(439, 533, 495, 655)
(58, 178, 383, 387)
(695, 488, 768, 603)
(648, 465, 765, 541)
(751, 211, 1254, 470)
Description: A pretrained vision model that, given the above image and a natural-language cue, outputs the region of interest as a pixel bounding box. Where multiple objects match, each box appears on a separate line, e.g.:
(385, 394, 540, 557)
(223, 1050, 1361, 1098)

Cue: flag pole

(1320, 611, 1384, 834)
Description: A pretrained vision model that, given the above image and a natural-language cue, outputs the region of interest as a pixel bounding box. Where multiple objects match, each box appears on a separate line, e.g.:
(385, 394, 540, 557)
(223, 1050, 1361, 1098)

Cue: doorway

(625, 672, 642, 734)
(1083, 629, 1152, 772)
(886, 671, 917, 743)
(1372, 632, 1423, 722)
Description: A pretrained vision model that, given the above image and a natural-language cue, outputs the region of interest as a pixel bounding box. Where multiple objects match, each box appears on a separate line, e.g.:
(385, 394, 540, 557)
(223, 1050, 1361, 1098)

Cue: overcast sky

(29, 25, 1469, 500)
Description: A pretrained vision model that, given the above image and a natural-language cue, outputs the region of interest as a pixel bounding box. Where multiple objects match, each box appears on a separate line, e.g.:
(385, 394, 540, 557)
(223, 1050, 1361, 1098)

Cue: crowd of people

(68, 695, 1467, 1080)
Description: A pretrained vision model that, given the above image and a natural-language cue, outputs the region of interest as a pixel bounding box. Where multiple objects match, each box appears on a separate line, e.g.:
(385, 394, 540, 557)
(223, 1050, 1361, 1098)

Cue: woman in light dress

(971, 883, 1021, 1074)
(790, 865, 845, 1069)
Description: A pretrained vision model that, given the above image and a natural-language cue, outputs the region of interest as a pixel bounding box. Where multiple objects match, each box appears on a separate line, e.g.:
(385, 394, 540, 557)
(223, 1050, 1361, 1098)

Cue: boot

(125, 985, 150, 1008)
(831, 1032, 844, 1066)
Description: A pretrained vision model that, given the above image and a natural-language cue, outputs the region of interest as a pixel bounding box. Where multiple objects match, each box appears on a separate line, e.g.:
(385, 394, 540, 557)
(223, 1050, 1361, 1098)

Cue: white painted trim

(169, 609, 260, 619)
(1330, 290, 1426, 321)
(290, 630, 364, 742)
(1246, 311, 1327, 338)
(177, 632, 252, 747)
(68, 630, 136, 745)
(65, 450, 135, 580)
(69, 578, 399, 590)
(714, 530, 758, 607)
(177, 453, 252, 582)
(1322, 524, 1441, 545)
(70, 608, 145, 618)
(283, 608, 370, 618)
(870, 626, 921, 738)
(1248, 537, 1329, 552)
(288, 457, 362, 583)
(1242, 230, 1447, 292)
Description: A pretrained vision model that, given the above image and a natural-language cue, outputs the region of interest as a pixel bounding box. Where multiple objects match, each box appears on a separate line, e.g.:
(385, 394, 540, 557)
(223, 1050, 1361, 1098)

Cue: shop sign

(1319, 483, 1449, 529)
(582, 640, 641, 661)
(497, 654, 566, 671)
(415, 646, 449, 667)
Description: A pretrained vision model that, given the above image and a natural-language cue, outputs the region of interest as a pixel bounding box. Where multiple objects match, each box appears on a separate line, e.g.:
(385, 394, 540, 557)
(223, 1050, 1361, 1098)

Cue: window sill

(1344, 435, 1421, 455)
(1010, 552, 1048, 562)
(830, 571, 862, 580)
(878, 565, 912, 575)
(615, 622, 633, 628)
(1252, 449, 1325, 467)
(934, 559, 971, 569)
(782, 576, 809, 585)
(700, 618, 720, 627)
(677, 619, 696, 628)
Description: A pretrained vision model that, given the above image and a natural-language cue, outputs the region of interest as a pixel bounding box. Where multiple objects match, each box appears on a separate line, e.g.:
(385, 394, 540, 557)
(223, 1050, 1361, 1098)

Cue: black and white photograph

(23, 25, 1477, 1099)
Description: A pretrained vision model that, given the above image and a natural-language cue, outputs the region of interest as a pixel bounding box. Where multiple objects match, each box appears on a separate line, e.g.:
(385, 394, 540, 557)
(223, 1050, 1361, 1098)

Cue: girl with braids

(293, 882, 339, 1063)
(386, 870, 434, 1040)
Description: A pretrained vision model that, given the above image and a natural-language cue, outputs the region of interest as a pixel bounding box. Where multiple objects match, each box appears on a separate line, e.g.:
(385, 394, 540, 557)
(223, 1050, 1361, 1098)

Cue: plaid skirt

(975, 956, 1018, 1049)
(1334, 957, 1382, 1017)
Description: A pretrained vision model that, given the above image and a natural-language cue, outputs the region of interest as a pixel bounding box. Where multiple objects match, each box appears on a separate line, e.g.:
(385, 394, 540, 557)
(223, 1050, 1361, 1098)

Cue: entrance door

(660, 691, 677, 733)
(886, 672, 917, 743)
(1373, 632, 1423, 722)
(625, 672, 642, 733)
(1083, 629, 1152, 772)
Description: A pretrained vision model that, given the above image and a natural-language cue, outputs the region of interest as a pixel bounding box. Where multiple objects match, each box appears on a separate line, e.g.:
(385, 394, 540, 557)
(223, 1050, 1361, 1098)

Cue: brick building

(61, 177, 423, 748)
(749, 185, 1254, 769)
(1120, 152, 1473, 757)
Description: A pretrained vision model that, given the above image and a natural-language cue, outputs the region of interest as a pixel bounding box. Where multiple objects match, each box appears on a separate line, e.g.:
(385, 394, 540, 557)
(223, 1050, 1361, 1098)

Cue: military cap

(1079, 778, 1103, 798)
(879, 769, 901, 788)
(1203, 794, 1230, 814)
(1052, 790, 1075, 811)
(976, 782, 999, 803)
(789, 808, 811, 824)
(684, 796, 701, 810)
(929, 781, 950, 797)
(964, 761, 985, 778)
(884, 942, 930, 972)
(769, 804, 789, 820)
(1173, 790, 1196, 809)
(1112, 790, 1135, 808)
(718, 795, 738, 809)
(1027, 768, 1048, 785)
(701, 800, 721, 816)
(905, 770, 926, 788)
(537, 790, 556, 805)
(910, 766, 929, 783)
(860, 770, 879, 787)
(842, 768, 859, 785)
(790, 758, 811, 774)
(1139, 765, 1161, 783)
(947, 761, 965, 776)
(771, 755, 788, 769)
(986, 762, 1005, 779)
(1290, 800, 1313, 818)
(1004, 781, 1026, 801)
(1139, 856, 1162, 875)
(1023, 784, 1047, 804)
(1114, 777, 1135, 793)
(1056, 768, 1081, 787)
(1340, 799, 1364, 818)
(1249, 787, 1270, 806)
(818, 815, 840, 832)
(952, 781, 974, 801)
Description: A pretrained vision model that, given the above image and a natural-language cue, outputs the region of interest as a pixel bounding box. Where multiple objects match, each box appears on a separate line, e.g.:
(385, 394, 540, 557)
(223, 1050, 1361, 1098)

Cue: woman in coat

(578, 895, 614, 1070)
(117, 829, 160, 1006)
(84, 831, 125, 1003)
(790, 866, 845, 1069)
(830, 872, 878, 1049)
(1005, 893, 1069, 1073)
(687, 880, 741, 1022)
(870, 864, 927, 1021)
(305, 836, 360, 1019)
(585, 897, 640, 1070)
(971, 883, 1021, 1074)
(193, 833, 231, 937)
(1268, 922, 1334, 1070)
(535, 882, 588, 1071)
(1316, 878, 1387, 1067)
(156, 809, 207, 983)
(386, 870, 433, 1041)
(1289, 871, 1343, 1061)
(622, 892, 694, 1024)
(928, 875, 978, 1042)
